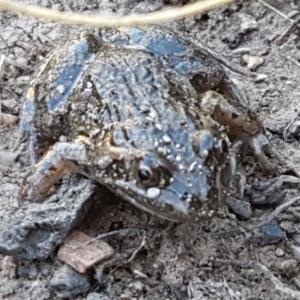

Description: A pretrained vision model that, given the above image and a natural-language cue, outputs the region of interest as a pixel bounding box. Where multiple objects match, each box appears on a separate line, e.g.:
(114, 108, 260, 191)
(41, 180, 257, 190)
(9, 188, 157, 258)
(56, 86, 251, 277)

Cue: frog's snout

(159, 173, 218, 221)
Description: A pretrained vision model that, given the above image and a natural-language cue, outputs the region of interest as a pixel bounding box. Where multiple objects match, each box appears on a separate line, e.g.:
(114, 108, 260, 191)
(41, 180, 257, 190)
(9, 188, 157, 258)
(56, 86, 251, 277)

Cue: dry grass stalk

(0, 0, 234, 27)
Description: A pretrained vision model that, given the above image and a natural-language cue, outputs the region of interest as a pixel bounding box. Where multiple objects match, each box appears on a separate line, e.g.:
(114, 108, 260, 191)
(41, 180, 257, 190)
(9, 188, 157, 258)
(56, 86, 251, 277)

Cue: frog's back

(23, 31, 209, 174)
(22, 27, 222, 162)
(67, 46, 205, 161)
(19, 30, 241, 223)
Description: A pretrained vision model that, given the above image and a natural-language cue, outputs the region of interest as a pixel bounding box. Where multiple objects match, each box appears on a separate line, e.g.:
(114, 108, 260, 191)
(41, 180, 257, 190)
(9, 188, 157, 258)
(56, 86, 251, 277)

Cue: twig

(6, 58, 30, 72)
(244, 196, 300, 231)
(0, 55, 5, 82)
(277, 14, 300, 44)
(257, 0, 300, 28)
(215, 259, 300, 299)
(109, 230, 147, 275)
(77, 227, 140, 248)
(125, 231, 147, 265)
(255, 262, 300, 299)
(0, 54, 6, 126)
(200, 44, 256, 77)
(0, 0, 234, 27)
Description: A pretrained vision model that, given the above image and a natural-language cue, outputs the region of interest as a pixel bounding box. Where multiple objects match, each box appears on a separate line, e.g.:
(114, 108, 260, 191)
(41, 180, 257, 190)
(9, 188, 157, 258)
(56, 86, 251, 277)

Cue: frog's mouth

(112, 176, 216, 223)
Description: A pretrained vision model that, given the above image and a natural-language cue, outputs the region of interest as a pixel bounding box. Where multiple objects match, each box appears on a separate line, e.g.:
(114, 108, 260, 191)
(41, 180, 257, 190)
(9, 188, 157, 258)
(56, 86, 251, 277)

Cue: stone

(239, 14, 258, 34)
(243, 54, 264, 71)
(0, 174, 98, 261)
(48, 265, 91, 298)
(85, 293, 110, 300)
(226, 197, 252, 220)
(248, 177, 286, 207)
(275, 248, 285, 257)
(1, 256, 18, 279)
(251, 221, 284, 245)
(58, 230, 114, 273)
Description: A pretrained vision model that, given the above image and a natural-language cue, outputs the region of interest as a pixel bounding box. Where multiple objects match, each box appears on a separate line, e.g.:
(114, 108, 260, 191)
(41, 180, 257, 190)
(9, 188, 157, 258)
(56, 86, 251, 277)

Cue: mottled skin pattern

(104, 26, 249, 107)
(20, 28, 276, 223)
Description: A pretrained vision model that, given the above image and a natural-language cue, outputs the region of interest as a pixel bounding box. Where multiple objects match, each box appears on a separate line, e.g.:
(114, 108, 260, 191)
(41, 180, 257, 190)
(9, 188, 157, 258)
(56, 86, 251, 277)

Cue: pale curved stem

(0, 0, 234, 27)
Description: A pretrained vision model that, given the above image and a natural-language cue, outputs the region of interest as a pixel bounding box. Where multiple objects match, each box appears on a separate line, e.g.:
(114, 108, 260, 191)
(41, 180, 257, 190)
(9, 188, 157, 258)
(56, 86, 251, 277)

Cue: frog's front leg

(20, 142, 87, 202)
(199, 91, 282, 172)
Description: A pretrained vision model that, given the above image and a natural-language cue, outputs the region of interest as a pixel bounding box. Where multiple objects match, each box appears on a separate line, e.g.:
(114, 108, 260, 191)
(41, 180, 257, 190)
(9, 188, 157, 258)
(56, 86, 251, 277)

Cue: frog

(18, 27, 280, 223)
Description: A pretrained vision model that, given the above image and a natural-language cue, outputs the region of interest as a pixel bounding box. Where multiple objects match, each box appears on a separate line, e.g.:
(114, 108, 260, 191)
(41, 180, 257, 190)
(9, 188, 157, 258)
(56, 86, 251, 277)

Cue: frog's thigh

(200, 91, 279, 172)
(200, 90, 263, 138)
(21, 142, 87, 202)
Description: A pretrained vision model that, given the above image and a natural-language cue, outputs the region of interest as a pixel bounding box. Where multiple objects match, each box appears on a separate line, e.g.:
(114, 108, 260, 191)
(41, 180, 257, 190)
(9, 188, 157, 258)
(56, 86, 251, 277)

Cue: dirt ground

(1, 0, 300, 299)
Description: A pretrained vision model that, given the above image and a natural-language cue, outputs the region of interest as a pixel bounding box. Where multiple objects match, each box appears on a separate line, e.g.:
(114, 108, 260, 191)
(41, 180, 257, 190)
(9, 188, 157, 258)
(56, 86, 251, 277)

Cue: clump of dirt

(1, 0, 300, 299)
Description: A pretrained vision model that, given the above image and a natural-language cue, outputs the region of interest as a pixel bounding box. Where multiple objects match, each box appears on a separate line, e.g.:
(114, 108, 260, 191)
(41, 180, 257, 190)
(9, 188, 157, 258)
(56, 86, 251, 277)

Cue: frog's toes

(248, 133, 299, 176)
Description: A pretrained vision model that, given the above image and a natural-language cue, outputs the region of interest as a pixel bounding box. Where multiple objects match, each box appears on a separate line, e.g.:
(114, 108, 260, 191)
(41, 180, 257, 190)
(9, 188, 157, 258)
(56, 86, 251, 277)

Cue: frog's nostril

(182, 191, 190, 201)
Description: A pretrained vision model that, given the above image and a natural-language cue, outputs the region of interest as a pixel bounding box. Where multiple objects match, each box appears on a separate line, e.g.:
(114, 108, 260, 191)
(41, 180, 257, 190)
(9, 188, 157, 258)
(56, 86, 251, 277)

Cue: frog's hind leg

(199, 91, 284, 173)
(251, 131, 299, 176)
(20, 141, 87, 202)
(200, 90, 264, 138)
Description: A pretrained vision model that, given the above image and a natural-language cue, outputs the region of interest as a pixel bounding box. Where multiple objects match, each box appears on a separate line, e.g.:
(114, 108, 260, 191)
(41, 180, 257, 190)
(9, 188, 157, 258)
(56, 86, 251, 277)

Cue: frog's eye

(138, 165, 152, 181)
(133, 153, 173, 188)
(137, 164, 160, 187)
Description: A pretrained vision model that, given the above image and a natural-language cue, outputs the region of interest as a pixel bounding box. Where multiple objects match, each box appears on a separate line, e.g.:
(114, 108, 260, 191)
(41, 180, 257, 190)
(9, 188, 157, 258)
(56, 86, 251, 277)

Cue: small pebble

(243, 54, 264, 71)
(1, 113, 18, 125)
(254, 74, 268, 83)
(286, 80, 295, 86)
(120, 294, 134, 300)
(84, 293, 110, 300)
(251, 221, 284, 245)
(239, 14, 258, 33)
(17, 261, 39, 279)
(49, 265, 91, 298)
(1, 256, 18, 279)
(231, 47, 250, 55)
(58, 230, 114, 273)
(0, 151, 28, 168)
(248, 178, 285, 207)
(275, 248, 285, 257)
(277, 259, 299, 278)
(128, 281, 144, 294)
(226, 197, 252, 220)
